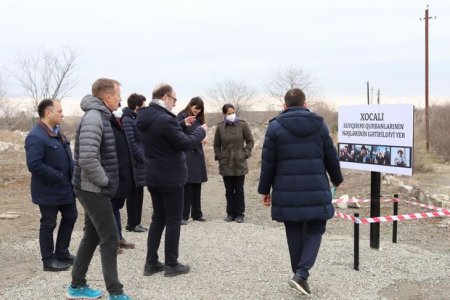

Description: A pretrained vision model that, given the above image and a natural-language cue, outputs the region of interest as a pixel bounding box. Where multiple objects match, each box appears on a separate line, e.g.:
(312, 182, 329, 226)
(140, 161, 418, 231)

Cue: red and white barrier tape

(334, 208, 450, 223)
(356, 210, 450, 224)
(334, 212, 356, 222)
(402, 199, 445, 211)
(333, 197, 446, 212)
(332, 197, 398, 204)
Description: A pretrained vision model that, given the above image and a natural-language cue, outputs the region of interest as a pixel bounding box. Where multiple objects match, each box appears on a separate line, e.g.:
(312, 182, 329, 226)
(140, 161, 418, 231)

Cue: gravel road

(1, 173, 449, 300)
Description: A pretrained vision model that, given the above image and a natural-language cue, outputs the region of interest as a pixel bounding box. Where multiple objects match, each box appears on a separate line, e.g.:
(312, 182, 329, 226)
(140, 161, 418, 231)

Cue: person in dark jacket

(122, 93, 147, 233)
(137, 83, 206, 278)
(258, 88, 343, 296)
(213, 104, 254, 223)
(176, 97, 208, 225)
(25, 99, 77, 272)
(110, 110, 136, 253)
(67, 78, 131, 300)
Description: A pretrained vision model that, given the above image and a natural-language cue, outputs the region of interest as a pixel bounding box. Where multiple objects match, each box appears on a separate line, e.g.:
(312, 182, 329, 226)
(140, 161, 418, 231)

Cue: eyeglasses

(167, 95, 177, 103)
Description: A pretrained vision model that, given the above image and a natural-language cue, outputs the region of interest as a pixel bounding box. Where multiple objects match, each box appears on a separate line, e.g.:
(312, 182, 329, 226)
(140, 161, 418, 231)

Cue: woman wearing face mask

(213, 104, 254, 223)
(176, 97, 208, 225)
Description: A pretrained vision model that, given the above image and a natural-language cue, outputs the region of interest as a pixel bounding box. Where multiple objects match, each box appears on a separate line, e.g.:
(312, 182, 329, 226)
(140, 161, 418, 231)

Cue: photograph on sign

(338, 143, 412, 168)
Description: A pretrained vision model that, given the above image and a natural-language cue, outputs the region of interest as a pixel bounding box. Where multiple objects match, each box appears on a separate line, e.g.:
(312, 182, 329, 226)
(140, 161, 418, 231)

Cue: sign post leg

(370, 171, 381, 249)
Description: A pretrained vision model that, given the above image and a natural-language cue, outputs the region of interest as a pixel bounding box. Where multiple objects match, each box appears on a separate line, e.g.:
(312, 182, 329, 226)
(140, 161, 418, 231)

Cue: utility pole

(377, 89, 380, 104)
(421, 6, 436, 152)
(366, 82, 370, 105)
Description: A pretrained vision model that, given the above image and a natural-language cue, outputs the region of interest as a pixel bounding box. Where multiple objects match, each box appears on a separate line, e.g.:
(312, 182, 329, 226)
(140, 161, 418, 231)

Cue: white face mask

(113, 108, 123, 118)
(225, 113, 236, 122)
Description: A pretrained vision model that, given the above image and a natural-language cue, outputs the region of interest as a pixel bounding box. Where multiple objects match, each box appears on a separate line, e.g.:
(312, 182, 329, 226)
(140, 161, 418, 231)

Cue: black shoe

(137, 224, 148, 231)
(181, 219, 188, 225)
(164, 263, 190, 277)
(57, 254, 75, 265)
(193, 217, 206, 222)
(143, 261, 164, 276)
(43, 260, 70, 272)
(235, 216, 244, 223)
(126, 224, 146, 232)
(289, 276, 311, 295)
(224, 215, 234, 222)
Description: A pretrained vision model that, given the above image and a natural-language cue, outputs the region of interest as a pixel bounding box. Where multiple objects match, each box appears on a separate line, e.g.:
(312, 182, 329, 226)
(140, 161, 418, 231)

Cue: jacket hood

(80, 95, 111, 115)
(122, 107, 136, 119)
(276, 107, 323, 137)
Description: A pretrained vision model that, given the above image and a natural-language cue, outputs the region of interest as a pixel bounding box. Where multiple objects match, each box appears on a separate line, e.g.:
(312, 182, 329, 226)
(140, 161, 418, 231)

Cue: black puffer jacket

(122, 107, 146, 188)
(258, 107, 343, 222)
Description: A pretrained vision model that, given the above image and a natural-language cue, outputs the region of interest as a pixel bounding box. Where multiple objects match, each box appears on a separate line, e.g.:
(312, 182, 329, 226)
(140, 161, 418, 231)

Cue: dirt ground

(0, 128, 449, 299)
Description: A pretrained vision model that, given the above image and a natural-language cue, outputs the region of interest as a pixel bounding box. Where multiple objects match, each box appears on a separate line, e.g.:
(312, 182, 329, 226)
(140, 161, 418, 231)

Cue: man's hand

(184, 116, 196, 126)
(261, 194, 271, 207)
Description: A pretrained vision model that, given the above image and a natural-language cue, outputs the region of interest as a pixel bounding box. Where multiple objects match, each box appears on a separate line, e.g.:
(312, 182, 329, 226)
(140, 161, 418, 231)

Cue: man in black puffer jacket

(258, 88, 343, 296)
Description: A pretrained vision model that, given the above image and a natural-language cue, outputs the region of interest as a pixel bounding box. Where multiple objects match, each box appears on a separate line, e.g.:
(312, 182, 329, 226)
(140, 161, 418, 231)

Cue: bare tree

(208, 79, 256, 115)
(265, 65, 319, 104)
(15, 47, 79, 112)
(0, 74, 24, 129)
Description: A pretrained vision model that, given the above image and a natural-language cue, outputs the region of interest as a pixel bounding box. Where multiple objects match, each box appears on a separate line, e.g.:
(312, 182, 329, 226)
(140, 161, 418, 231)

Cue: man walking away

(258, 88, 343, 296)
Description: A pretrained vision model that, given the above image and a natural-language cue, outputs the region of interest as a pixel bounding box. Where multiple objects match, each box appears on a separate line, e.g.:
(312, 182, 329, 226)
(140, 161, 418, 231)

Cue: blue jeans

(72, 189, 123, 295)
(38, 203, 77, 262)
(284, 220, 327, 280)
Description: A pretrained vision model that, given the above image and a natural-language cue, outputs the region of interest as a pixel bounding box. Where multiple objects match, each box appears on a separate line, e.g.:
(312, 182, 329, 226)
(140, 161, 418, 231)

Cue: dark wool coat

(25, 122, 75, 206)
(213, 120, 254, 176)
(136, 103, 206, 188)
(258, 107, 343, 222)
(176, 112, 207, 183)
(122, 107, 146, 187)
(72, 95, 119, 197)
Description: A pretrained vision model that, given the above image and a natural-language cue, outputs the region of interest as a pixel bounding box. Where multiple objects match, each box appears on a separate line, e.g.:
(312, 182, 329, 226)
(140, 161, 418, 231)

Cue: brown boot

(119, 238, 135, 249)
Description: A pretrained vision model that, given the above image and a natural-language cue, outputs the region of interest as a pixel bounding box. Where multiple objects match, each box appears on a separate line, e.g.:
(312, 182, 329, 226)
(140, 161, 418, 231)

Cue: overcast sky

(0, 0, 449, 114)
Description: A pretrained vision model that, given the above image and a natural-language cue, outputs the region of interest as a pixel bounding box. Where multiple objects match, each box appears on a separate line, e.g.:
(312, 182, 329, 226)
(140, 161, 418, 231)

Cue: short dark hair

(182, 97, 205, 124)
(361, 145, 367, 151)
(222, 103, 235, 114)
(38, 99, 54, 118)
(92, 78, 120, 99)
(152, 84, 173, 100)
(284, 88, 306, 107)
(398, 149, 403, 154)
(127, 93, 146, 110)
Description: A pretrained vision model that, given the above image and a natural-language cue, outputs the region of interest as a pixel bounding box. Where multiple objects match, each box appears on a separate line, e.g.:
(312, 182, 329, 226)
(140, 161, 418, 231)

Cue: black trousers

(38, 203, 77, 262)
(72, 189, 123, 295)
(223, 175, 245, 217)
(126, 186, 144, 227)
(111, 196, 126, 240)
(284, 220, 327, 280)
(145, 186, 183, 268)
(182, 183, 203, 220)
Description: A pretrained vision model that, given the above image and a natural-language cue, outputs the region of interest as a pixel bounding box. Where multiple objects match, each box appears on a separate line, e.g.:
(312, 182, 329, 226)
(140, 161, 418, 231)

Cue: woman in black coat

(122, 93, 147, 233)
(176, 97, 208, 224)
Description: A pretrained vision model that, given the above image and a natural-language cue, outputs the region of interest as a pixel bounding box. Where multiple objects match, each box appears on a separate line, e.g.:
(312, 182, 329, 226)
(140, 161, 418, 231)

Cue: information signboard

(337, 104, 414, 176)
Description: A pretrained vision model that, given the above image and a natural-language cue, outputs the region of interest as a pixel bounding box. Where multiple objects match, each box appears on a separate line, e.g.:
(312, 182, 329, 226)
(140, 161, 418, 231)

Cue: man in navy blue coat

(258, 88, 343, 296)
(25, 99, 77, 272)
